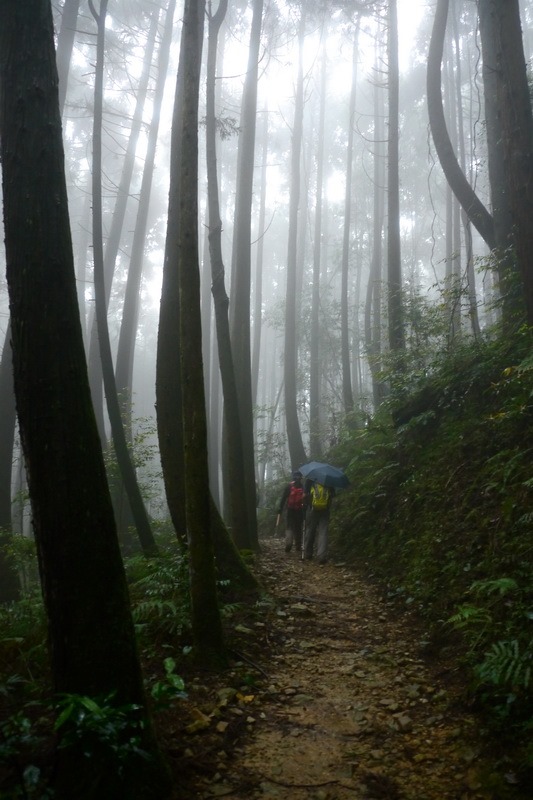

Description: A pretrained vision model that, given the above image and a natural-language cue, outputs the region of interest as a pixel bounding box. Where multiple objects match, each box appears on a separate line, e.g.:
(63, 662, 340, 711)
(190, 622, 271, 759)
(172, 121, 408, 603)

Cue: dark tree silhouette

(479, 0, 533, 326)
(0, 1, 170, 794)
(174, 0, 227, 668)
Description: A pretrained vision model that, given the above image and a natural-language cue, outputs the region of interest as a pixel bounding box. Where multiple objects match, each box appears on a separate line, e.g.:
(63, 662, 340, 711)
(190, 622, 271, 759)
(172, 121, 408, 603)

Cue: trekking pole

(276, 514, 280, 538)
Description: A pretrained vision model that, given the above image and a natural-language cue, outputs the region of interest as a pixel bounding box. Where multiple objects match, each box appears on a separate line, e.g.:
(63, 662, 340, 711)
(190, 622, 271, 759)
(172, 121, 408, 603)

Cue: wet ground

(172, 537, 516, 800)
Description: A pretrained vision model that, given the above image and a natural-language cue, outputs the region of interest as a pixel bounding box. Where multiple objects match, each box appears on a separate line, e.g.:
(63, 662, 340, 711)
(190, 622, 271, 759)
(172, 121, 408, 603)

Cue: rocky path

(175, 538, 506, 800)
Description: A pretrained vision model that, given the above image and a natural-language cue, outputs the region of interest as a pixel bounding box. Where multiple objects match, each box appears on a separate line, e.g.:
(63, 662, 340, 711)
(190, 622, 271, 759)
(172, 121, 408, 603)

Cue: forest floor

(165, 536, 523, 800)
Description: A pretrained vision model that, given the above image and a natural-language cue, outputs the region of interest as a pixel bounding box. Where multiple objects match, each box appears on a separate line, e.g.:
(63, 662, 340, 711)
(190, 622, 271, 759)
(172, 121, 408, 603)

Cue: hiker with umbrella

(299, 462, 349, 565)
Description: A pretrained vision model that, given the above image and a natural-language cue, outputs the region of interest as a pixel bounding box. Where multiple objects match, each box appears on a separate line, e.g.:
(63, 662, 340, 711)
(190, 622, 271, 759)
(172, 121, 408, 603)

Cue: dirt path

(176, 538, 505, 800)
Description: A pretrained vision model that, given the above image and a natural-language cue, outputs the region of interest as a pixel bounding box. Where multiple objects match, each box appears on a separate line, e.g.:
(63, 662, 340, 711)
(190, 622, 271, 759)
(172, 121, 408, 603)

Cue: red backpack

(287, 481, 304, 510)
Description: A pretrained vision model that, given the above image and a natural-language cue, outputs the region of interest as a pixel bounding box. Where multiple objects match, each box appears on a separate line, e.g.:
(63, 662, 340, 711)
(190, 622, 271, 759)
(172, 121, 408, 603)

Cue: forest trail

(175, 537, 503, 800)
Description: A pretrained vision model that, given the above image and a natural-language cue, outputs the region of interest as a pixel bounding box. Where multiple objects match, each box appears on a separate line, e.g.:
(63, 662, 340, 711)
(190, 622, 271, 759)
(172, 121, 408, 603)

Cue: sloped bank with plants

(328, 324, 533, 776)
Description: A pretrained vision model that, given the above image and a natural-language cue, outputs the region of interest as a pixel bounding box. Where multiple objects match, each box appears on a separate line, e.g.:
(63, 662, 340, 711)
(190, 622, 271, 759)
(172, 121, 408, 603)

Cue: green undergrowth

(329, 326, 533, 759)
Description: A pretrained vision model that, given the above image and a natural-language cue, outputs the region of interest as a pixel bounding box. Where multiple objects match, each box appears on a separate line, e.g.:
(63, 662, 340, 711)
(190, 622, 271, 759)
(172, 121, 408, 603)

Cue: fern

(447, 604, 492, 629)
(476, 639, 533, 691)
(469, 578, 518, 597)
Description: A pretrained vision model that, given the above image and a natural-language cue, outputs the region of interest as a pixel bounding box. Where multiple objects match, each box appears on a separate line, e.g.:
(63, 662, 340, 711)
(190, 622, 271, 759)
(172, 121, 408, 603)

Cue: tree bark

(479, 0, 533, 326)
(228, 0, 264, 548)
(177, 0, 227, 668)
(387, 0, 405, 354)
(155, 18, 188, 544)
(365, 31, 385, 409)
(310, 43, 326, 460)
(283, 8, 307, 469)
(0, 1, 170, 793)
(341, 27, 359, 414)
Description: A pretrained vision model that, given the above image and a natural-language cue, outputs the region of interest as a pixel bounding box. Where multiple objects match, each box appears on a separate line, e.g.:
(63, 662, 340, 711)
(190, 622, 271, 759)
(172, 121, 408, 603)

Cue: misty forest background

(2, 0, 533, 797)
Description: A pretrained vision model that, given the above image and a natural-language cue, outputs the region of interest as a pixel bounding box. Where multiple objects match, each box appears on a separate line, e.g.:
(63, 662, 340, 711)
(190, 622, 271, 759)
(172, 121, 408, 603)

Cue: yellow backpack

(311, 483, 329, 511)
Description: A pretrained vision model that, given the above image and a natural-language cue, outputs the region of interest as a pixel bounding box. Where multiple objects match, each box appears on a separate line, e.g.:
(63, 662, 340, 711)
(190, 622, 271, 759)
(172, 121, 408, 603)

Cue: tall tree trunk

(111, 0, 175, 536)
(427, 0, 495, 250)
(209, 330, 222, 508)
(387, 0, 405, 354)
(155, 16, 188, 544)
(283, 8, 307, 469)
(89, 0, 157, 557)
(0, 2, 170, 794)
(341, 27, 359, 414)
(177, 0, 227, 668)
(206, 0, 250, 548)
(479, 0, 533, 326)
(451, 3, 480, 339)
(155, 1, 252, 593)
(444, 36, 461, 341)
(365, 33, 385, 409)
(228, 0, 263, 548)
(87, 9, 160, 442)
(251, 104, 268, 408)
(310, 44, 327, 460)
(115, 0, 176, 423)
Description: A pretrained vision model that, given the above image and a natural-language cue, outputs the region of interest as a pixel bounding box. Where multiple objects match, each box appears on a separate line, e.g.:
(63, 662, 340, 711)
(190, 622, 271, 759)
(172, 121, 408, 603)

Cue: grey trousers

(304, 508, 330, 562)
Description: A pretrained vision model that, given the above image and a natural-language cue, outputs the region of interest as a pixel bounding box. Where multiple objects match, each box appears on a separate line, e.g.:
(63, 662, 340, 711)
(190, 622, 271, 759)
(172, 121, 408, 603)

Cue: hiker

(276, 471, 306, 553)
(304, 480, 335, 564)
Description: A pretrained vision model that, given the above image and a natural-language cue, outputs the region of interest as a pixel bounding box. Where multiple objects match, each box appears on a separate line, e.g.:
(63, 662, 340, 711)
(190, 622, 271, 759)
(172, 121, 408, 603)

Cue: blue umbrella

(298, 461, 350, 488)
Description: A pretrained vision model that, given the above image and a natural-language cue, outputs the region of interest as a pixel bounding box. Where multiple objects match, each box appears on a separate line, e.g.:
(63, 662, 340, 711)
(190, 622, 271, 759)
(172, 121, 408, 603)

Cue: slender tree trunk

(283, 8, 307, 469)
(444, 37, 461, 341)
(310, 43, 326, 460)
(341, 27, 359, 414)
(206, 0, 250, 548)
(87, 9, 160, 442)
(365, 34, 385, 409)
(115, 0, 176, 423)
(251, 104, 268, 408)
(209, 329, 222, 508)
(451, 3, 481, 338)
(90, 0, 157, 557)
(228, 0, 263, 548)
(0, 2, 170, 793)
(177, 0, 227, 668)
(387, 0, 405, 354)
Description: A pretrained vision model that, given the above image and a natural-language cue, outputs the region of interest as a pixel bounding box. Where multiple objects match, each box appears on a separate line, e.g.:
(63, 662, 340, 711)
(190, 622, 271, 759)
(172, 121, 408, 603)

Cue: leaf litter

(167, 537, 522, 800)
